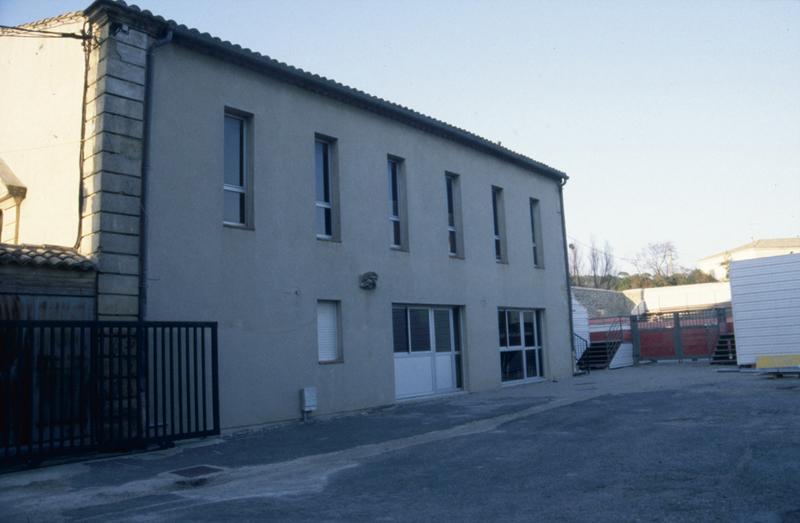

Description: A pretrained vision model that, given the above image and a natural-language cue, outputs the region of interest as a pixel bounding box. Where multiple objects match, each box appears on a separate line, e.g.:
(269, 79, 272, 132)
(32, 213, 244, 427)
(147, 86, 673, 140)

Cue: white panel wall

(609, 342, 634, 369)
(622, 282, 730, 313)
(394, 356, 435, 399)
(730, 253, 800, 365)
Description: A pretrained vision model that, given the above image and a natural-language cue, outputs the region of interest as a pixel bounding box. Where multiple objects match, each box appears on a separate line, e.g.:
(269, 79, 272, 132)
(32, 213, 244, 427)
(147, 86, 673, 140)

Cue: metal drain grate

(170, 465, 223, 478)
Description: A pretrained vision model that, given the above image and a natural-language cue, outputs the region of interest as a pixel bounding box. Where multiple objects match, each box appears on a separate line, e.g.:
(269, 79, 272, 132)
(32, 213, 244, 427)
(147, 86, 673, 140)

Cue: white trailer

(730, 253, 800, 365)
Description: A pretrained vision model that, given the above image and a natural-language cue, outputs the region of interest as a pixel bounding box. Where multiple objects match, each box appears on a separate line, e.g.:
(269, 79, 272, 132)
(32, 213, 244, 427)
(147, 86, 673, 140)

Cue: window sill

(319, 359, 344, 365)
(223, 222, 253, 231)
(449, 253, 464, 260)
(501, 377, 546, 387)
(534, 265, 545, 270)
(390, 245, 408, 252)
(317, 235, 341, 243)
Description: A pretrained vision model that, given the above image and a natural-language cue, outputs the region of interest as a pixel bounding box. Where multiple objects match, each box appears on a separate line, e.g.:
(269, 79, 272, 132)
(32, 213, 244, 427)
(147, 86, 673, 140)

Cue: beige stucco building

(697, 238, 800, 281)
(1, 0, 575, 428)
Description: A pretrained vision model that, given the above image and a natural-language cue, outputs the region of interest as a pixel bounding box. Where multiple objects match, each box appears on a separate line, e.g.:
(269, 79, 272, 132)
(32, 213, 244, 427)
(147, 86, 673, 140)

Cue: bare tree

(589, 237, 601, 288)
(600, 241, 616, 289)
(635, 241, 678, 280)
(568, 243, 583, 286)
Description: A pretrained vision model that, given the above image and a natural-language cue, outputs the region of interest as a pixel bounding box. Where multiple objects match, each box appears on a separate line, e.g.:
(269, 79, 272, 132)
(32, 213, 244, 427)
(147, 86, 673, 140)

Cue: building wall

(730, 253, 800, 365)
(623, 282, 731, 314)
(0, 16, 86, 246)
(0, 265, 95, 320)
(78, 14, 161, 321)
(698, 245, 800, 281)
(143, 45, 573, 428)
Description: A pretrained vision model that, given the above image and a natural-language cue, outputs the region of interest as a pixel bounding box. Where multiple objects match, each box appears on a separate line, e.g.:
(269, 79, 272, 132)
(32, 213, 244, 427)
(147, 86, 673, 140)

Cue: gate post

(673, 312, 683, 361)
(717, 308, 728, 335)
(136, 324, 147, 439)
(630, 315, 641, 365)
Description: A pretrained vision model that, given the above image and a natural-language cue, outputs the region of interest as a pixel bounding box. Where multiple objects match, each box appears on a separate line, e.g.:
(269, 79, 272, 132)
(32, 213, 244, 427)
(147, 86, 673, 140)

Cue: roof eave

(172, 28, 567, 181)
(83, 0, 568, 182)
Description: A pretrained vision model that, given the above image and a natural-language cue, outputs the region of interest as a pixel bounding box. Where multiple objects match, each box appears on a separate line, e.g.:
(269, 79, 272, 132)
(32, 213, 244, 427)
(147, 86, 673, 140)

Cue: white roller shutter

(317, 301, 340, 362)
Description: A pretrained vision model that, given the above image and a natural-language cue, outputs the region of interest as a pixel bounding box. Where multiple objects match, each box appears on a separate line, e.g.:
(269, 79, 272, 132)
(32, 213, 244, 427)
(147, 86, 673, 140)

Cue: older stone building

(1, 0, 575, 428)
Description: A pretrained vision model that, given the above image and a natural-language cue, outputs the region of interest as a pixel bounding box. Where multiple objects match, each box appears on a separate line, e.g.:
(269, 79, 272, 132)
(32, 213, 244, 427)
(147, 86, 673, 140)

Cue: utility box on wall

(301, 386, 318, 417)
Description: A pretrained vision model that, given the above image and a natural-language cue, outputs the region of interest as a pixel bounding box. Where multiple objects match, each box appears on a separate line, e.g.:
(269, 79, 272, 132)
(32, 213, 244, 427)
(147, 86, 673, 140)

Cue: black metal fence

(0, 321, 219, 466)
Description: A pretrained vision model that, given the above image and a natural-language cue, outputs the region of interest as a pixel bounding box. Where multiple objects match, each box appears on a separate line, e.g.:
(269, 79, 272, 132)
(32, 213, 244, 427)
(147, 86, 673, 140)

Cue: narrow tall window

(387, 157, 407, 249)
(317, 300, 342, 363)
(315, 138, 337, 239)
(492, 186, 506, 262)
(445, 173, 463, 257)
(530, 198, 543, 267)
(224, 114, 248, 226)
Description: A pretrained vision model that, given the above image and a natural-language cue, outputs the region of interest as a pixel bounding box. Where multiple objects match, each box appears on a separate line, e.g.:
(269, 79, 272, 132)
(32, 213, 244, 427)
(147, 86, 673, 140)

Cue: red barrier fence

(630, 308, 731, 362)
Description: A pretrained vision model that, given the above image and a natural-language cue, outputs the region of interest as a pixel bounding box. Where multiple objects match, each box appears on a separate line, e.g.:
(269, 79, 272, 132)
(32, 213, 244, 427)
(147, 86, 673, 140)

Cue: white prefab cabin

(730, 253, 800, 366)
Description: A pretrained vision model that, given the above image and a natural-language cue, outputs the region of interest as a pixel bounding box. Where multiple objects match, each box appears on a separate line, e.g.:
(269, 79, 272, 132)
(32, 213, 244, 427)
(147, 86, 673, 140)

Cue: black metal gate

(0, 321, 219, 466)
(630, 308, 729, 362)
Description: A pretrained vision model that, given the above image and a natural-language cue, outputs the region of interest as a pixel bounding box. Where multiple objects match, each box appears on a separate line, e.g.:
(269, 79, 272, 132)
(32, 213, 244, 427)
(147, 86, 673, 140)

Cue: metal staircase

(577, 318, 623, 371)
(711, 334, 737, 365)
(573, 333, 590, 374)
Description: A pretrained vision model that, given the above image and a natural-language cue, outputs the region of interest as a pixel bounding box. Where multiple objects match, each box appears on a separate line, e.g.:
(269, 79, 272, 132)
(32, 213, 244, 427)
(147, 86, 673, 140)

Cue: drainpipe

(558, 177, 577, 374)
(139, 29, 174, 321)
(73, 22, 93, 250)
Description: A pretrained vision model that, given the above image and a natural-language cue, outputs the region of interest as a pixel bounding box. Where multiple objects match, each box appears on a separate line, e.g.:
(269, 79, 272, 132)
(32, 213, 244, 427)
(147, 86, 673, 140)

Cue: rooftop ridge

(16, 11, 85, 30)
(698, 237, 800, 261)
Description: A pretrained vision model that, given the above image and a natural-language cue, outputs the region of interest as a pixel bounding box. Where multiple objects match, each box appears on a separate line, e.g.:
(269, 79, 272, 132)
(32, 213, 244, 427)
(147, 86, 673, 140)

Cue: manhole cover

(171, 465, 223, 478)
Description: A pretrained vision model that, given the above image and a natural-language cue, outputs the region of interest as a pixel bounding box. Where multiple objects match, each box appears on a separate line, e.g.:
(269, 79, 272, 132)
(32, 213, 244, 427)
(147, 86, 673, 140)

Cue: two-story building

(0, 0, 575, 428)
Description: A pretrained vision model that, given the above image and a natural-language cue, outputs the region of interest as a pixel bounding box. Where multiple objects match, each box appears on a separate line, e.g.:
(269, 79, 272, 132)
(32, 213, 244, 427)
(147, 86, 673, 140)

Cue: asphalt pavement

(1, 363, 798, 522)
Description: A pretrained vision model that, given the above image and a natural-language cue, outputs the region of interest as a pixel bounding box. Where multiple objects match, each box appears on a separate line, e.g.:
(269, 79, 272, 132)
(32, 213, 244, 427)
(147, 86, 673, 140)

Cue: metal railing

(1, 321, 219, 466)
(604, 316, 624, 361)
(572, 333, 590, 374)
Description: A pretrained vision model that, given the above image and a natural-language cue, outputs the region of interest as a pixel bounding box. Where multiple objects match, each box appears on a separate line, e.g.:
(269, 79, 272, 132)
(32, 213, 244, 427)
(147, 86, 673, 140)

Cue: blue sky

(2, 0, 798, 271)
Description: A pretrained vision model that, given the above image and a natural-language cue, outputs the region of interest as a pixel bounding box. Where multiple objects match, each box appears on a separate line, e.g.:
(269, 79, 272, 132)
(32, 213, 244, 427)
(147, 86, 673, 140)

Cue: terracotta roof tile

(0, 244, 96, 271)
(572, 287, 635, 318)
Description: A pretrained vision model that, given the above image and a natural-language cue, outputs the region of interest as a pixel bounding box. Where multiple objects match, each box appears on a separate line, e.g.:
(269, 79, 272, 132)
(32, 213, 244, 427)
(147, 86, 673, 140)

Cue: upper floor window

(492, 186, 507, 263)
(445, 173, 464, 257)
(530, 198, 543, 267)
(315, 136, 339, 240)
(387, 157, 408, 250)
(224, 113, 250, 226)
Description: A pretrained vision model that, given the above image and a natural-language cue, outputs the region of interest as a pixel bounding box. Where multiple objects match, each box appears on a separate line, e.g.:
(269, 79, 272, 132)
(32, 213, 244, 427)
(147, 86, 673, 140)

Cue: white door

(393, 306, 461, 399)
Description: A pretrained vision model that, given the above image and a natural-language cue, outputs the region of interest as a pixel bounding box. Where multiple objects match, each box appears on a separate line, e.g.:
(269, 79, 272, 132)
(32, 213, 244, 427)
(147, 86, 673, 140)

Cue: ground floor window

(317, 300, 341, 363)
(392, 305, 463, 397)
(498, 308, 544, 382)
